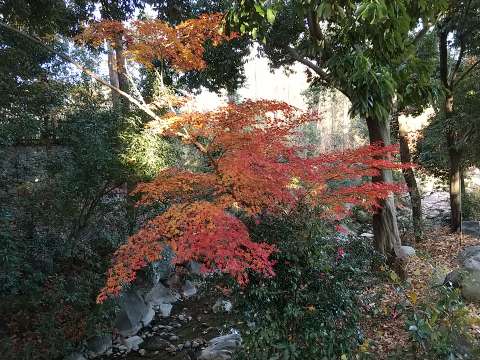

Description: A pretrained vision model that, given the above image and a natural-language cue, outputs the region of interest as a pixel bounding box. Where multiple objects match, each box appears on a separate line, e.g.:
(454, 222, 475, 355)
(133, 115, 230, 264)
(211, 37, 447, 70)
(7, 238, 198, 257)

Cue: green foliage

(406, 286, 479, 359)
(0, 98, 129, 358)
(233, 211, 378, 359)
(228, 0, 447, 122)
(120, 114, 181, 180)
(463, 189, 480, 221)
(418, 65, 480, 179)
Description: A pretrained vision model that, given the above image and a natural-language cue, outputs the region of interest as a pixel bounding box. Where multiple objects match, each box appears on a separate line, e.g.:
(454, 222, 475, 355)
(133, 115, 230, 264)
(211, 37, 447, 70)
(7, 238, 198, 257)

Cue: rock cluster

(66, 260, 242, 360)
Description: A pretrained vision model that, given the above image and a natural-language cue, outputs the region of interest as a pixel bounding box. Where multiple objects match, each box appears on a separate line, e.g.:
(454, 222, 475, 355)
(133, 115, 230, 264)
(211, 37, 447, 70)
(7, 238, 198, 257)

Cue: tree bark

(444, 92, 462, 232)
(447, 128, 462, 232)
(366, 116, 402, 261)
(398, 119, 423, 241)
(107, 43, 120, 107)
(439, 31, 463, 232)
(113, 32, 129, 112)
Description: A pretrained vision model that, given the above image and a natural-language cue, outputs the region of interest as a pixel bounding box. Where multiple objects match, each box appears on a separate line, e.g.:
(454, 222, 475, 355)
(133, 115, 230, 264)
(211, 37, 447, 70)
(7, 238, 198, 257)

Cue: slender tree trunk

(114, 33, 129, 112)
(447, 129, 462, 231)
(439, 32, 462, 232)
(107, 43, 120, 107)
(398, 119, 423, 241)
(366, 116, 402, 261)
(444, 92, 462, 232)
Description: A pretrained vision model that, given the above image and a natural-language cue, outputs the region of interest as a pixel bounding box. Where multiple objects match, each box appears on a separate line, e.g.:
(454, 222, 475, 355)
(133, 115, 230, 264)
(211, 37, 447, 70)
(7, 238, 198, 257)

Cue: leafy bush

(407, 286, 480, 359)
(462, 190, 480, 221)
(233, 211, 379, 359)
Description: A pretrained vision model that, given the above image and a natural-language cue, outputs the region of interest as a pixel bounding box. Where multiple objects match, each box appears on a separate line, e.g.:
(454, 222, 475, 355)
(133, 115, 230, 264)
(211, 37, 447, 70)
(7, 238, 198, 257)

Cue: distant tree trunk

(397, 118, 423, 241)
(366, 116, 402, 261)
(447, 127, 462, 231)
(113, 33, 129, 112)
(107, 43, 120, 107)
(439, 31, 462, 232)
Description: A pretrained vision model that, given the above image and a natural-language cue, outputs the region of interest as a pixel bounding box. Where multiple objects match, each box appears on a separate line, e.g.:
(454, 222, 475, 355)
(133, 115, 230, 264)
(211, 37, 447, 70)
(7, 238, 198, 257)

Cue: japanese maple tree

(74, 13, 407, 304)
(97, 100, 406, 303)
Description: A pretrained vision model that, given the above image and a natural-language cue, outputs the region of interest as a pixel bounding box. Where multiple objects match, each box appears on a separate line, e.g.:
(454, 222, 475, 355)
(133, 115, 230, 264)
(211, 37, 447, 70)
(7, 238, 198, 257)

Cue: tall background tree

(435, 0, 480, 231)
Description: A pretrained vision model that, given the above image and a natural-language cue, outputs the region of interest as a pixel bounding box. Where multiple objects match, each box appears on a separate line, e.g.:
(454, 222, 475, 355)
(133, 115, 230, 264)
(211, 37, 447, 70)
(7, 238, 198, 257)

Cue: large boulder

(198, 332, 242, 360)
(462, 270, 480, 302)
(461, 221, 480, 238)
(458, 245, 480, 265)
(87, 334, 112, 358)
(114, 290, 155, 337)
(122, 335, 144, 352)
(145, 282, 179, 305)
(456, 245, 480, 302)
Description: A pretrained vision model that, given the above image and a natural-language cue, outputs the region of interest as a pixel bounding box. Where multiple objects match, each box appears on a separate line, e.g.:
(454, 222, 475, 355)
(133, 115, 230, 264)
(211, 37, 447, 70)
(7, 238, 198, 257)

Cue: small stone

(169, 335, 179, 341)
(182, 280, 198, 298)
(184, 341, 191, 348)
(212, 299, 233, 313)
(192, 340, 200, 348)
(397, 246, 416, 259)
(178, 314, 186, 321)
(138, 349, 146, 356)
(166, 345, 177, 352)
(160, 303, 173, 317)
(360, 232, 374, 238)
(177, 344, 184, 351)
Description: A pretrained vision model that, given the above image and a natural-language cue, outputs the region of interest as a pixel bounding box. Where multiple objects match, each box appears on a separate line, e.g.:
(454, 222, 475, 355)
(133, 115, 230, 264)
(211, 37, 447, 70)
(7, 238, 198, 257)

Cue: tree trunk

(107, 43, 120, 108)
(114, 32, 129, 112)
(398, 119, 423, 241)
(439, 31, 462, 233)
(366, 116, 402, 261)
(447, 129, 462, 232)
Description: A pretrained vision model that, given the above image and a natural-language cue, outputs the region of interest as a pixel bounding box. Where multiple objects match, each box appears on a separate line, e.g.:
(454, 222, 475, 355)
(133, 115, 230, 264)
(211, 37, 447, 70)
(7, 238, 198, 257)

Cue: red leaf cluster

(77, 13, 236, 71)
(97, 100, 407, 303)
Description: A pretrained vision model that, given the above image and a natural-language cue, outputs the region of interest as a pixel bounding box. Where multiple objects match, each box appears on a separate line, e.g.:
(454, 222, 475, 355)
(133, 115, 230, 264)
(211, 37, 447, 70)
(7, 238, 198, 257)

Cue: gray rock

(212, 299, 233, 314)
(461, 221, 480, 238)
(397, 246, 416, 260)
(169, 335, 179, 341)
(462, 271, 480, 302)
(188, 261, 203, 275)
(182, 280, 197, 298)
(115, 290, 155, 337)
(145, 282, 179, 305)
(458, 245, 480, 264)
(123, 335, 143, 351)
(159, 303, 173, 317)
(360, 232, 374, 239)
(464, 254, 480, 272)
(87, 334, 112, 358)
(198, 332, 242, 360)
(138, 348, 147, 356)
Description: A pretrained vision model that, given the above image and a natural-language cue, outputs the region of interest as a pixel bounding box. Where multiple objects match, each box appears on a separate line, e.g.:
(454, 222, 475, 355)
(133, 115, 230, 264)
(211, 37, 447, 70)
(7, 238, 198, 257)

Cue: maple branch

(0, 20, 164, 123)
(453, 58, 480, 87)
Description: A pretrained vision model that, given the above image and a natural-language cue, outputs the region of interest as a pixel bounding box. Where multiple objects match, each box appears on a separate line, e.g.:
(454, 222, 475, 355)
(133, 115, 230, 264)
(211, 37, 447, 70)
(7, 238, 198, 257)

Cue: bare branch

(0, 20, 164, 123)
(453, 58, 480, 87)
